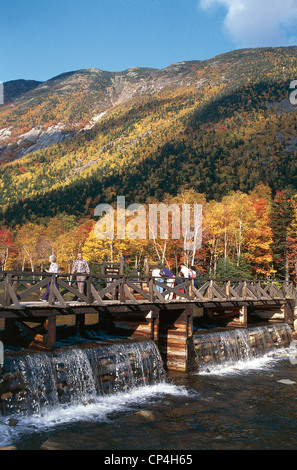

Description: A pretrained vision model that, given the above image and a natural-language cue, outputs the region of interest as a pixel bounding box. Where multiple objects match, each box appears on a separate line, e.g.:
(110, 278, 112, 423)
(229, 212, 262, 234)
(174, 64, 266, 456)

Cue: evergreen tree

(270, 190, 295, 280)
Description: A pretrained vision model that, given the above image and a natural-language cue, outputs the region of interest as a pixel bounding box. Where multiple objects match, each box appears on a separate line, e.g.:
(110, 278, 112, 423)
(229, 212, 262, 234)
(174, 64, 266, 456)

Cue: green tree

(270, 190, 295, 280)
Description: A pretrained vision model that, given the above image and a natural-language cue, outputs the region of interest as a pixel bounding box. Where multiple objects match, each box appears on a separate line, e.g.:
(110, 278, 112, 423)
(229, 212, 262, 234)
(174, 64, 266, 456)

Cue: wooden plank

(7, 283, 22, 309)
(270, 284, 284, 299)
(213, 310, 239, 320)
(126, 280, 152, 301)
(18, 277, 51, 299)
(192, 286, 207, 301)
(57, 278, 88, 302)
(244, 285, 258, 300)
(195, 281, 210, 297)
(96, 278, 122, 298)
(229, 286, 243, 300)
(90, 284, 104, 305)
(51, 284, 67, 308)
(262, 282, 273, 296)
(124, 285, 140, 303)
(152, 284, 166, 302)
(211, 283, 229, 300)
(257, 284, 274, 300)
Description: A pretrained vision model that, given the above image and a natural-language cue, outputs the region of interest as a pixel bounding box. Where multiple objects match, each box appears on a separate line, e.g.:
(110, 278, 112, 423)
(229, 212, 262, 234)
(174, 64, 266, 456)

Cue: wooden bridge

(0, 270, 296, 371)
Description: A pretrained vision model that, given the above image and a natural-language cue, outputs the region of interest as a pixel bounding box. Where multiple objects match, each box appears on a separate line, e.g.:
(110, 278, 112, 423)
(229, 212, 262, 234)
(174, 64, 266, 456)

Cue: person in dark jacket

(160, 266, 175, 299)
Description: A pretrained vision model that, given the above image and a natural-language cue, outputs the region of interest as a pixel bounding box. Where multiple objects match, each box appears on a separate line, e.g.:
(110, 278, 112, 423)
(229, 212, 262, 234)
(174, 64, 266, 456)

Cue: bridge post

(203, 307, 214, 321)
(158, 305, 195, 372)
(28, 316, 56, 350)
(225, 280, 231, 300)
(283, 301, 294, 325)
(150, 307, 159, 344)
(3, 274, 10, 307)
(42, 316, 56, 350)
(75, 314, 86, 336)
(86, 275, 93, 303)
(238, 305, 247, 327)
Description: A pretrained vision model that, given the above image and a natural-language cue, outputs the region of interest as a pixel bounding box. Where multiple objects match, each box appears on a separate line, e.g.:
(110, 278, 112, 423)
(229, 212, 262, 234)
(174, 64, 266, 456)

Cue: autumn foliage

(1, 186, 297, 281)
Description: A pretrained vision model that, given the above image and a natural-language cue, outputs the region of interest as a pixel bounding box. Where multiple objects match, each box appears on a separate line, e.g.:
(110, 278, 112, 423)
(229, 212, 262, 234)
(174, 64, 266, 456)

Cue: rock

(0, 446, 17, 450)
(40, 432, 108, 450)
(277, 379, 296, 385)
(124, 409, 156, 424)
(7, 418, 18, 427)
(17, 123, 75, 158)
(40, 439, 69, 451)
(135, 410, 155, 421)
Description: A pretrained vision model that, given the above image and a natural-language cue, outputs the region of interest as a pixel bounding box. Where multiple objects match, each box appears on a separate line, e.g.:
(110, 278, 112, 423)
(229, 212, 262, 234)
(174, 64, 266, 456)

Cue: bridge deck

(0, 272, 295, 309)
(0, 271, 294, 319)
(0, 271, 295, 369)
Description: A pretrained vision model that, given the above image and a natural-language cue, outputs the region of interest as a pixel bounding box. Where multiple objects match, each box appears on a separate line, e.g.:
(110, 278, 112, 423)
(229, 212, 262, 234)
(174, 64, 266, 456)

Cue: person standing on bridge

(71, 251, 90, 295)
(152, 266, 164, 294)
(160, 266, 175, 299)
(41, 255, 59, 301)
(179, 263, 190, 278)
(189, 266, 197, 282)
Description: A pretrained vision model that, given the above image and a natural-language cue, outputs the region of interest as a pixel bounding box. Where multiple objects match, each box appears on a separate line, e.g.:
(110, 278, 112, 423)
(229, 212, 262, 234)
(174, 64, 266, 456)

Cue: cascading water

(193, 323, 293, 372)
(0, 339, 165, 417)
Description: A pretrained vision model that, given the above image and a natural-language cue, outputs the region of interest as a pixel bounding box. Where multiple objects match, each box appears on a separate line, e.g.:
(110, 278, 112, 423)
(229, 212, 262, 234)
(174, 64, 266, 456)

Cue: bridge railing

(0, 271, 295, 308)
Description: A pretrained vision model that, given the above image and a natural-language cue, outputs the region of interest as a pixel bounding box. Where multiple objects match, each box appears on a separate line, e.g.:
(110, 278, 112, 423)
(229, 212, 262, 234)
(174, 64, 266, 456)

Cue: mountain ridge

(1, 46, 297, 225)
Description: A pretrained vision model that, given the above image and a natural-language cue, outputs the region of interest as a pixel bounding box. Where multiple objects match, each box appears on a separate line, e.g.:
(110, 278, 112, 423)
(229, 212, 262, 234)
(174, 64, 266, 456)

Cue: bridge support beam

(202, 305, 247, 327)
(2, 316, 57, 351)
(158, 306, 195, 372)
(29, 316, 56, 351)
(282, 302, 294, 325)
(108, 307, 159, 342)
(107, 305, 195, 372)
(75, 314, 86, 336)
(238, 305, 248, 327)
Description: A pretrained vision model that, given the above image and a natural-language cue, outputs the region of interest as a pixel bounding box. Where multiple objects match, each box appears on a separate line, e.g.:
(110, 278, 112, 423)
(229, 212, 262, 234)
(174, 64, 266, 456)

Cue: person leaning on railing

(71, 251, 90, 295)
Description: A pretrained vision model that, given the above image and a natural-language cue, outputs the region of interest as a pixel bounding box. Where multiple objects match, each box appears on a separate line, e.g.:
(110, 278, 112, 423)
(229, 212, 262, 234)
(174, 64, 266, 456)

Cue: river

(0, 325, 297, 451)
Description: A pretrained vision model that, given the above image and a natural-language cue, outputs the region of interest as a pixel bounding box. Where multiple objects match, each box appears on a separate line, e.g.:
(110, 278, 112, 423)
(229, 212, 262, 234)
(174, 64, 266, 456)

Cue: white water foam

(194, 324, 292, 376)
(0, 382, 189, 447)
(197, 348, 289, 376)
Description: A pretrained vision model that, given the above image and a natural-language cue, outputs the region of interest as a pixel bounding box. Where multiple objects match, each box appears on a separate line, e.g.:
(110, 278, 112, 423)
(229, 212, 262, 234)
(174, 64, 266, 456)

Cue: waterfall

(0, 340, 165, 417)
(193, 323, 293, 372)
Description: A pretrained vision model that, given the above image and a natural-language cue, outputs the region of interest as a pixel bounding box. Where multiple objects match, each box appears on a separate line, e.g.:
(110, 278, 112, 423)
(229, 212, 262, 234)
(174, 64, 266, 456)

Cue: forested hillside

(1, 47, 297, 278)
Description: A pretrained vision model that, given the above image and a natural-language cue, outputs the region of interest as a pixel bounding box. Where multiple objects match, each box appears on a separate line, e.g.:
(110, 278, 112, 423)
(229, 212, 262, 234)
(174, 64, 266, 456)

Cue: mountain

(1, 46, 297, 225)
(3, 79, 42, 103)
(0, 63, 202, 160)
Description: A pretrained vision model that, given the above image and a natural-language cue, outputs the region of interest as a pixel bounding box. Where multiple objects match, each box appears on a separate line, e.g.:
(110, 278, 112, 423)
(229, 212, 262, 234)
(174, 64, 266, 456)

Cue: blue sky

(1, 0, 297, 83)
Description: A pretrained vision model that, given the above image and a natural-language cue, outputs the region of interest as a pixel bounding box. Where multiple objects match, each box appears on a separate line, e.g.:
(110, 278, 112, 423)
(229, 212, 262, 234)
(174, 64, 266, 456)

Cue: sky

(1, 0, 297, 83)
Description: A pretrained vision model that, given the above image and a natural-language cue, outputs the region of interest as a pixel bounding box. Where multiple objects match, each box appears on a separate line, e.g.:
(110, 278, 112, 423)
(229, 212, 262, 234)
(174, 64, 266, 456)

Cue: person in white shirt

(179, 264, 190, 278)
(41, 255, 59, 301)
(152, 266, 164, 293)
